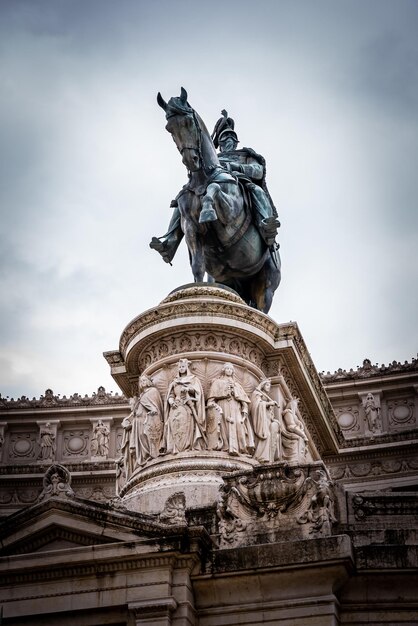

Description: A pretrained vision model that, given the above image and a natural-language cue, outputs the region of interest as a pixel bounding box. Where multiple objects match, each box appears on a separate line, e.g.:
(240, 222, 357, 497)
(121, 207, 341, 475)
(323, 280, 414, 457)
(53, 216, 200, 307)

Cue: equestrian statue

(150, 88, 281, 313)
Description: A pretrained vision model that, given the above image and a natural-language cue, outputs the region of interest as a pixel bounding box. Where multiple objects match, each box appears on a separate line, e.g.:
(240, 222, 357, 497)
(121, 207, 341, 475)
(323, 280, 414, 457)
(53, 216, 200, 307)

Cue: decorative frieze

(351, 492, 418, 521)
(328, 454, 418, 481)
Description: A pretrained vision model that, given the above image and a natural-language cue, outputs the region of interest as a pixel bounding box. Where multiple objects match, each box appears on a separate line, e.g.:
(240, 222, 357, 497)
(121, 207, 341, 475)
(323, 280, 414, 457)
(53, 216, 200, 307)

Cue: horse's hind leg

(183, 223, 206, 282)
(250, 253, 281, 314)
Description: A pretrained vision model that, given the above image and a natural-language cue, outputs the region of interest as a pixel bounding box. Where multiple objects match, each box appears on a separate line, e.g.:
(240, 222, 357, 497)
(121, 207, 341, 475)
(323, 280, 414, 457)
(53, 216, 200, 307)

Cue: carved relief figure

(251, 379, 280, 463)
(207, 363, 254, 456)
(91, 419, 110, 457)
(132, 375, 164, 465)
(281, 398, 308, 463)
(298, 470, 337, 535)
(38, 422, 56, 461)
(165, 359, 206, 454)
(120, 396, 137, 478)
(363, 393, 381, 432)
(115, 456, 126, 496)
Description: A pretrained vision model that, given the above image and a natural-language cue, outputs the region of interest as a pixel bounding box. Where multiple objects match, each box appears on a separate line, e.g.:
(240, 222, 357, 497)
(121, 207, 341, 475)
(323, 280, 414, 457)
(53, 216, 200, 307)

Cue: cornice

(0, 387, 127, 412)
(320, 357, 418, 384)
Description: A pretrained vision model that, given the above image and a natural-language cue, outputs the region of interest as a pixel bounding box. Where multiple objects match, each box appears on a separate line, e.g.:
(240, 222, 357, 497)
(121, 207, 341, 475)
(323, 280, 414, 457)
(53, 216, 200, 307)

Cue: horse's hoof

(199, 207, 218, 223)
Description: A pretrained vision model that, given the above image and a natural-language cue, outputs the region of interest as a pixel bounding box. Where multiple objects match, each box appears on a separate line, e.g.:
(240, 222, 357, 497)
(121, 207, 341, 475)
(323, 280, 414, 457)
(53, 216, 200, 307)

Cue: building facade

(0, 286, 417, 625)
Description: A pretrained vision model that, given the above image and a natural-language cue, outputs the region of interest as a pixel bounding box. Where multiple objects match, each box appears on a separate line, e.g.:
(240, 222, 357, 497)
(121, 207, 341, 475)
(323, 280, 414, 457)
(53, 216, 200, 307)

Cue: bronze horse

(151, 88, 281, 313)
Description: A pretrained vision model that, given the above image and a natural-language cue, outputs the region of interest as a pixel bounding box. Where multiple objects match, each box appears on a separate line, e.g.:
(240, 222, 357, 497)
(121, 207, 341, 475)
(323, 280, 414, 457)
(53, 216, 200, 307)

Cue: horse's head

(157, 88, 218, 174)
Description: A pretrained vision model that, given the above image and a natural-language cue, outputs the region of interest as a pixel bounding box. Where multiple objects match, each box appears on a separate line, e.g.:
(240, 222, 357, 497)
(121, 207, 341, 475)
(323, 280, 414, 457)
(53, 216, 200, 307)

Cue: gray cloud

(0, 0, 417, 396)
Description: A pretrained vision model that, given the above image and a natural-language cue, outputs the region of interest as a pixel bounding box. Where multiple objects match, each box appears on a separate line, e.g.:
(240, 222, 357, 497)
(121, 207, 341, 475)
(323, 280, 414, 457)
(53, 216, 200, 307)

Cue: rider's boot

(199, 197, 218, 223)
(149, 237, 173, 264)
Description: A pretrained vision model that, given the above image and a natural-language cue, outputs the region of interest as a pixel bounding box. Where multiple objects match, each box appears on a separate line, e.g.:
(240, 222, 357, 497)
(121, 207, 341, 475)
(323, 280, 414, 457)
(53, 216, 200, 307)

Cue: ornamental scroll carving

(217, 465, 336, 547)
(38, 464, 75, 501)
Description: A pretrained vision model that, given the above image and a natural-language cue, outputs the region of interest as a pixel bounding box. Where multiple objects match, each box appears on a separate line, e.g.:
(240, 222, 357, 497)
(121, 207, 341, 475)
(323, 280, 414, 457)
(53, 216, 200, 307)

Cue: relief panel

(62, 430, 90, 459)
(387, 397, 416, 430)
(8, 431, 38, 463)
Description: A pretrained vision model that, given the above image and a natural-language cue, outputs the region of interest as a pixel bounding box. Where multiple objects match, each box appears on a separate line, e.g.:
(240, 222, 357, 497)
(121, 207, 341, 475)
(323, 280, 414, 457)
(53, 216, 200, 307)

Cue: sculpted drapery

(251, 379, 280, 463)
(121, 375, 164, 476)
(281, 398, 308, 463)
(118, 364, 309, 491)
(207, 363, 254, 456)
(164, 359, 206, 453)
(132, 375, 164, 465)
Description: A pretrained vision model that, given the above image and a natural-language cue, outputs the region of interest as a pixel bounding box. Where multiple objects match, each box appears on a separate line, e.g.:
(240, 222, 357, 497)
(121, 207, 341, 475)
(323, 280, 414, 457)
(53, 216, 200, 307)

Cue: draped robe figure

(281, 398, 308, 463)
(131, 375, 164, 466)
(363, 393, 380, 432)
(207, 363, 254, 456)
(165, 359, 206, 454)
(251, 379, 280, 463)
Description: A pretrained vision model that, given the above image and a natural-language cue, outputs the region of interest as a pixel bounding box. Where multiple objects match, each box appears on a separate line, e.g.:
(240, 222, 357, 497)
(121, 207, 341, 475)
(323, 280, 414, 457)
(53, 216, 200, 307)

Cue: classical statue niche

(362, 392, 381, 434)
(90, 419, 110, 457)
(38, 422, 56, 462)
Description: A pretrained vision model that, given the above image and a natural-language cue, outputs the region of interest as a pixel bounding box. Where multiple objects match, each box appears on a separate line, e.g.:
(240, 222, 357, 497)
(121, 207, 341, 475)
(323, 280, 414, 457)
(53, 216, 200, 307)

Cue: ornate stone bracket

(158, 492, 187, 526)
(38, 464, 75, 501)
(217, 462, 337, 547)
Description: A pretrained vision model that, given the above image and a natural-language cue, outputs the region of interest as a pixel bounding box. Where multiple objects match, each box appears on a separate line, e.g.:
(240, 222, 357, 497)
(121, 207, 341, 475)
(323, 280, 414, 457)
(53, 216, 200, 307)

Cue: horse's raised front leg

(199, 183, 219, 223)
(199, 182, 238, 224)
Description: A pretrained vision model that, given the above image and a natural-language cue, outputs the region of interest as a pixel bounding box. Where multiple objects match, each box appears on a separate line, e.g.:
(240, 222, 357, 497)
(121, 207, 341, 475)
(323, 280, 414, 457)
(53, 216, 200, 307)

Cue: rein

(180, 110, 214, 177)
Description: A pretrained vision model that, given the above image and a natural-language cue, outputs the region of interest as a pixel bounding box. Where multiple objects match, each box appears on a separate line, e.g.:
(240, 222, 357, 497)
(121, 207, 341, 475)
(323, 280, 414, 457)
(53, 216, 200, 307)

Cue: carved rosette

(388, 398, 415, 429)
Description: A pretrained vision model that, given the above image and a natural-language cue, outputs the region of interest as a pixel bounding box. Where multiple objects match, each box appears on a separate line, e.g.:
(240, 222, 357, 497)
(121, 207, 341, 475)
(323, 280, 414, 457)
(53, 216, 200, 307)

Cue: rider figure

(150, 109, 280, 264)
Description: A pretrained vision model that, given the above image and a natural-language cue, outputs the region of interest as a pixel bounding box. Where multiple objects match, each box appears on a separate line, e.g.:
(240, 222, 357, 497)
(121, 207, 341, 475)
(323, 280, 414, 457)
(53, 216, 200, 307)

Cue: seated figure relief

(281, 398, 309, 463)
(251, 379, 280, 463)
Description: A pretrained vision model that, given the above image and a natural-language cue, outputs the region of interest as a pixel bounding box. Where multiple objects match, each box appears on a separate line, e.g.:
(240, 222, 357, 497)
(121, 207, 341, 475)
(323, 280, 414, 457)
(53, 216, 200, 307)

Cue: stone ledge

(206, 534, 354, 574)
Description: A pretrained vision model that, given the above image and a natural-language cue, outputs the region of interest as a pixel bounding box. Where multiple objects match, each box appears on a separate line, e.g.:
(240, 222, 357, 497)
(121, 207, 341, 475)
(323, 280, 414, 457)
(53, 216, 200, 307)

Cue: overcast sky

(0, 0, 417, 399)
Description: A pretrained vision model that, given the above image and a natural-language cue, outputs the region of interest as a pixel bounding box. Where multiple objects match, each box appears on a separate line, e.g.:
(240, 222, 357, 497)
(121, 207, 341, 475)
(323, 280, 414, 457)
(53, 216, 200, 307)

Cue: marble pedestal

(104, 283, 340, 516)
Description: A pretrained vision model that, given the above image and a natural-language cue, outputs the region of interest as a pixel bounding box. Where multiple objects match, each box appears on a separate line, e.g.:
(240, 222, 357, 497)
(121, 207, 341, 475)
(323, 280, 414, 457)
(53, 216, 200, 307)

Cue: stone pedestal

(104, 284, 340, 517)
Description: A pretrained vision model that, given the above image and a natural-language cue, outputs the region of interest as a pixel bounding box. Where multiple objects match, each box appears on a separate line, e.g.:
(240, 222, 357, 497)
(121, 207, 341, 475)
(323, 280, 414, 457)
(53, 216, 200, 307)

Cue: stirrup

(199, 205, 218, 223)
